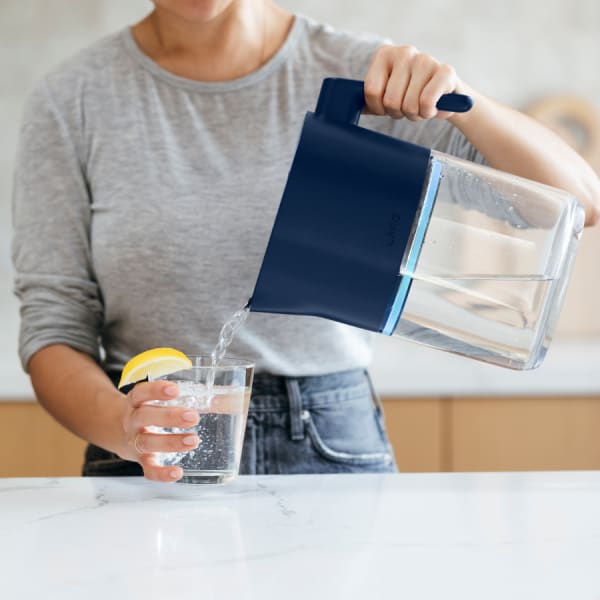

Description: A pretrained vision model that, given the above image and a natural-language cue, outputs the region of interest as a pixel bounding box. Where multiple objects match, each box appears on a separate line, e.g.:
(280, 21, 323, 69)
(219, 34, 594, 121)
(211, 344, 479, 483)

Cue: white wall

(1, 0, 600, 395)
(280, 0, 600, 106)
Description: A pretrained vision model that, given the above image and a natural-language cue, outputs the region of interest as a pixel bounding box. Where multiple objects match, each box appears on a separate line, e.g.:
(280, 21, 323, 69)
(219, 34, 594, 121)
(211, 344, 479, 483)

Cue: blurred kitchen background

(1, 0, 599, 476)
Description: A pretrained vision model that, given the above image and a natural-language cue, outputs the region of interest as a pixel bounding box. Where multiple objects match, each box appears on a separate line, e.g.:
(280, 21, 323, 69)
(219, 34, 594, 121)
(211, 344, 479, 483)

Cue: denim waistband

(250, 369, 370, 411)
(106, 368, 372, 412)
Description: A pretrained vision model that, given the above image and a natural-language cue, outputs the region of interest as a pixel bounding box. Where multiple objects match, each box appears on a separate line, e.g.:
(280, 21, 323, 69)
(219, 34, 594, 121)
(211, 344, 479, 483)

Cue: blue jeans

(83, 369, 396, 476)
(240, 369, 396, 474)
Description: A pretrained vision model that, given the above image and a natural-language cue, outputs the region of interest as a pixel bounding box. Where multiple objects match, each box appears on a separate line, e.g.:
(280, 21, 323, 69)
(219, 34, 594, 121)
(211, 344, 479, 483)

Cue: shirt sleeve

(363, 112, 488, 166)
(11, 79, 103, 372)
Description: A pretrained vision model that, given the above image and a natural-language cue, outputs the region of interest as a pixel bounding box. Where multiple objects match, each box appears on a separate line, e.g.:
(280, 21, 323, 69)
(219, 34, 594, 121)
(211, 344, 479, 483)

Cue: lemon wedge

(118, 347, 192, 389)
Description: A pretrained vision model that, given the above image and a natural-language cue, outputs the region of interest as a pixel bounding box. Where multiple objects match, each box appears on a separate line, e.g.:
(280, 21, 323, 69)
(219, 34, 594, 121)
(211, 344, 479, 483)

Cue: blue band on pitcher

(382, 157, 442, 335)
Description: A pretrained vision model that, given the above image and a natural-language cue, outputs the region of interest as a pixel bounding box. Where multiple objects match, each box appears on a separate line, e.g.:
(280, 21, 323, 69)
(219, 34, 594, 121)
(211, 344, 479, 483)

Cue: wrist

(96, 387, 132, 460)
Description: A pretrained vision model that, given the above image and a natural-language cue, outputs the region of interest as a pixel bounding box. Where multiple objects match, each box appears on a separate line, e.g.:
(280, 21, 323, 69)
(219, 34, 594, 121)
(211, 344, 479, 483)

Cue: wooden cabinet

(381, 398, 448, 472)
(383, 396, 600, 472)
(0, 402, 87, 477)
(1, 396, 599, 477)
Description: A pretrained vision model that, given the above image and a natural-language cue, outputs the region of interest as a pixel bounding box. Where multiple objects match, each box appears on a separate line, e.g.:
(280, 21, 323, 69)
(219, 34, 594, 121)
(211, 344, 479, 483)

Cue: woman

(12, 0, 600, 481)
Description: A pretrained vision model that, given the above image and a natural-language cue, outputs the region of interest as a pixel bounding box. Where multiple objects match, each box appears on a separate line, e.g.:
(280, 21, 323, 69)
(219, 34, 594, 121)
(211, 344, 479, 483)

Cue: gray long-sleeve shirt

(12, 14, 483, 376)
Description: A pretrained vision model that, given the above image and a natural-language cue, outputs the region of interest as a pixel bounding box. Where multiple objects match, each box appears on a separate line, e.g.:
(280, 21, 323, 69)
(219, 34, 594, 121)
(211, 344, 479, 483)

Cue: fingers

(381, 58, 412, 119)
(131, 404, 199, 430)
(364, 45, 459, 121)
(364, 45, 395, 115)
(421, 65, 459, 120)
(135, 431, 199, 455)
(401, 55, 438, 120)
(141, 456, 184, 483)
(134, 431, 199, 483)
(127, 380, 179, 408)
(120, 380, 202, 483)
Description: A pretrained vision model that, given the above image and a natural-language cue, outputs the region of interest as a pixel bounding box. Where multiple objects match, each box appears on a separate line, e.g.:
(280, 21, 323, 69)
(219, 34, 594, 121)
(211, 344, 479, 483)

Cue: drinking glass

(149, 356, 254, 484)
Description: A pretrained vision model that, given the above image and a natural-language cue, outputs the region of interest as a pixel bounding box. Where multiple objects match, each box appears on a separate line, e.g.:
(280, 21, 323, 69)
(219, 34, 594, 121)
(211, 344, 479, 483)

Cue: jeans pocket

(302, 391, 394, 466)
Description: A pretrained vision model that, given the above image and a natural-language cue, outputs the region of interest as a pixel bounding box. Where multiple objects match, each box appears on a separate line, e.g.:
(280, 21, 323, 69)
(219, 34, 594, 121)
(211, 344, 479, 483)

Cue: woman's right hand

(119, 380, 200, 482)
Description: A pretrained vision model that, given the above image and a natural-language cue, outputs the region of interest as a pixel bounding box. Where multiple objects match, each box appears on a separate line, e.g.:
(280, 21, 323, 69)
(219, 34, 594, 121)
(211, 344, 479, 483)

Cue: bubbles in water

(153, 385, 247, 483)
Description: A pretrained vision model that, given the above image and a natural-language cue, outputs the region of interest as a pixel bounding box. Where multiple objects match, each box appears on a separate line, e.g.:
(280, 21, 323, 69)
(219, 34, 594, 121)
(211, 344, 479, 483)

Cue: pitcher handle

(315, 78, 473, 126)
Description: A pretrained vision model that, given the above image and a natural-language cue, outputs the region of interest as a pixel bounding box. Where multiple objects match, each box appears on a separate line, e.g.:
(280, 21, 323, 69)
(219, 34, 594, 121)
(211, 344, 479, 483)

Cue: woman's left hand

(364, 45, 462, 122)
(363, 45, 600, 226)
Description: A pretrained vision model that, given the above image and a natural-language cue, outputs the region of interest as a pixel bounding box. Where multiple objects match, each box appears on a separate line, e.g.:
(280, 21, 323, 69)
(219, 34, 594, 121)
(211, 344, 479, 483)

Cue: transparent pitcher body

(391, 151, 585, 370)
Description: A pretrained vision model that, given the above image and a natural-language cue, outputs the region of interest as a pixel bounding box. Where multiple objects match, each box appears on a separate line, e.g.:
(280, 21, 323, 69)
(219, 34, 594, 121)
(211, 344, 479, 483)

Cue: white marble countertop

(1, 472, 600, 599)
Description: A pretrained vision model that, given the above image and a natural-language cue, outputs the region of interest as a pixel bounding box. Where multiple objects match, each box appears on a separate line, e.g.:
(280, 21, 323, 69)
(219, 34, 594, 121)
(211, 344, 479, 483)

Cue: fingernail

(169, 469, 180, 479)
(182, 411, 198, 423)
(183, 435, 198, 446)
(164, 384, 178, 397)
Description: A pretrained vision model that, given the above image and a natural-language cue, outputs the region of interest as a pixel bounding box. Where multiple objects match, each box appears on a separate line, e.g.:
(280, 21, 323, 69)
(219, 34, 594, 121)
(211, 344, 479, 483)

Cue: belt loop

(364, 369, 384, 415)
(285, 378, 305, 441)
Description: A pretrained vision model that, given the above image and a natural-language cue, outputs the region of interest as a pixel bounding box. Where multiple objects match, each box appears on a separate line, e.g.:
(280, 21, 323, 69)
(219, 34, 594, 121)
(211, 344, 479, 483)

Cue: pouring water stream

(205, 303, 251, 399)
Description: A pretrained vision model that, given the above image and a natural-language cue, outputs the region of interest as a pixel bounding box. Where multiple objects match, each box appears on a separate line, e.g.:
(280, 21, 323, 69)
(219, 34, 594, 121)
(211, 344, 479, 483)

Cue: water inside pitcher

(391, 151, 585, 369)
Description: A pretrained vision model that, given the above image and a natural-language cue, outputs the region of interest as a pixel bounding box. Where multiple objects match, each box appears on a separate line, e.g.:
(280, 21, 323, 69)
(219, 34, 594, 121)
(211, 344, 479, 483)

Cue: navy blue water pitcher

(249, 78, 584, 369)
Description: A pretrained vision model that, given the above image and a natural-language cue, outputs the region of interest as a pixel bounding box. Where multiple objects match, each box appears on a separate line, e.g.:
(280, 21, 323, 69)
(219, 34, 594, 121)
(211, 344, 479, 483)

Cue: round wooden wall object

(526, 95, 600, 173)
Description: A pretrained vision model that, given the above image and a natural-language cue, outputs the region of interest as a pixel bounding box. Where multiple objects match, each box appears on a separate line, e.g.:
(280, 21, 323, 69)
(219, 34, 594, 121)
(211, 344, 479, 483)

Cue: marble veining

(1, 472, 600, 599)
(256, 481, 297, 518)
